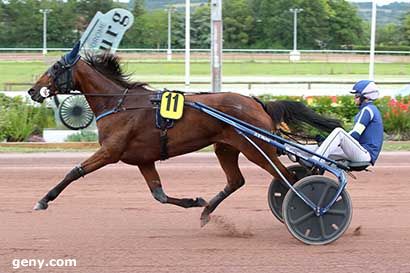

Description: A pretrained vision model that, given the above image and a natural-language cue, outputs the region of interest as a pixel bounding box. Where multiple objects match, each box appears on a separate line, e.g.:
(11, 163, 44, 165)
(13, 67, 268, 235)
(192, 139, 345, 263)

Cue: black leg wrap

(77, 165, 86, 177)
(44, 166, 85, 202)
(207, 189, 231, 214)
(152, 187, 168, 203)
(64, 165, 86, 181)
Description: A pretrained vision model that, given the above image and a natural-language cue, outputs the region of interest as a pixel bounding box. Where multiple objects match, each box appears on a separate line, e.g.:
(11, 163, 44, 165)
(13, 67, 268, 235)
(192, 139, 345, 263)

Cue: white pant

(313, 127, 371, 162)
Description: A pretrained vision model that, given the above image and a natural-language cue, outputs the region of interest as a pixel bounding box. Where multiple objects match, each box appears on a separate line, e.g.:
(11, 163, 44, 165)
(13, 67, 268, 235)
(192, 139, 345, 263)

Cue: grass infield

(1, 61, 410, 90)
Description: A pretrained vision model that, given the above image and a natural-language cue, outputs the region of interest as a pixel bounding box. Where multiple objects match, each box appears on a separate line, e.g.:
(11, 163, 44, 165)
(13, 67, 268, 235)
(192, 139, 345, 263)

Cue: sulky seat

(342, 160, 371, 172)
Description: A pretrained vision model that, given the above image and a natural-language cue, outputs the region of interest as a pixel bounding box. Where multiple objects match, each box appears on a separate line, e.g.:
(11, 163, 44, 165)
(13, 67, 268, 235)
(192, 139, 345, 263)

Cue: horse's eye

(53, 64, 59, 70)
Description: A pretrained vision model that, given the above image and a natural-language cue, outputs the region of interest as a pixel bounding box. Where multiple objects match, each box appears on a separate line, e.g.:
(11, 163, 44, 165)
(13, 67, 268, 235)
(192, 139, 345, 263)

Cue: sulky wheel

(58, 95, 94, 130)
(268, 164, 311, 223)
(282, 175, 352, 245)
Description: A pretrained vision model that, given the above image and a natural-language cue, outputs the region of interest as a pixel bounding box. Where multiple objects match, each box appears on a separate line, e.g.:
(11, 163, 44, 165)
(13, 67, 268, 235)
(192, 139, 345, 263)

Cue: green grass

(2, 61, 410, 90)
(0, 62, 48, 90)
(123, 62, 410, 77)
(381, 141, 410, 151)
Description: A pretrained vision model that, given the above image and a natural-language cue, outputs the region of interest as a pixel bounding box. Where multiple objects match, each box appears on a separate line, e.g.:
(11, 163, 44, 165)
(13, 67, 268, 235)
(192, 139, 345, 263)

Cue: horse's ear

(64, 41, 81, 65)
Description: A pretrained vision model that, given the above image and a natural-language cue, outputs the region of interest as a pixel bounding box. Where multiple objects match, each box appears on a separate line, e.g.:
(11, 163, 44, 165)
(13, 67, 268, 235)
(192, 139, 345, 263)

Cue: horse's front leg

(138, 163, 207, 208)
(33, 147, 119, 210)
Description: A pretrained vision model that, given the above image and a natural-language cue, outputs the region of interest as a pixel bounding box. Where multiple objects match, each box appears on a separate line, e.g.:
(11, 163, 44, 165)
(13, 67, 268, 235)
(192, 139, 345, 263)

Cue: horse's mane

(83, 52, 147, 89)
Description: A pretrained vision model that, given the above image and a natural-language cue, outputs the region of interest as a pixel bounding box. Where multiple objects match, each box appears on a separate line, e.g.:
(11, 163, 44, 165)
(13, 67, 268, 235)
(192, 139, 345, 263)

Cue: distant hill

(351, 2, 410, 25)
(145, 0, 207, 10)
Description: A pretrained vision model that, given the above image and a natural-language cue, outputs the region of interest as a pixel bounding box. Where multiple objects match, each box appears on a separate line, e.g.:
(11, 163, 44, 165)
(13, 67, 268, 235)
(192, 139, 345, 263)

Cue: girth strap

(159, 129, 169, 161)
(151, 91, 173, 161)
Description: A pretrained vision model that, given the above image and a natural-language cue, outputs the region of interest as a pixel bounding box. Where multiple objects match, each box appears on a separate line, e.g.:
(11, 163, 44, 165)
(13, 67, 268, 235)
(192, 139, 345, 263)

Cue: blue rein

(96, 109, 118, 122)
(95, 88, 129, 122)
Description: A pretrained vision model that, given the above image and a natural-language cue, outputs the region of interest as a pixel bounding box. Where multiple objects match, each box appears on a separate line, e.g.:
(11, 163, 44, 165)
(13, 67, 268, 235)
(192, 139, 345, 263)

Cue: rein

(66, 91, 147, 97)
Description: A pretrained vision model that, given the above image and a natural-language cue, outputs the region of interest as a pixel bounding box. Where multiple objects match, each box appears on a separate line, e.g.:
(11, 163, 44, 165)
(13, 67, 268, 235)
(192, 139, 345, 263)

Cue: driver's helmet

(350, 80, 379, 100)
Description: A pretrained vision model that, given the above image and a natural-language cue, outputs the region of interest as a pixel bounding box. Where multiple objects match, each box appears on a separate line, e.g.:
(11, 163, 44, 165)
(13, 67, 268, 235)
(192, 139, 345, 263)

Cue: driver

(311, 80, 384, 165)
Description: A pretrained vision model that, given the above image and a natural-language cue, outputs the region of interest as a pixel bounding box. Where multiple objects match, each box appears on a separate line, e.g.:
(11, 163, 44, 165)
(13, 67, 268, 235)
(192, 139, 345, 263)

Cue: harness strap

(159, 129, 169, 161)
(155, 91, 170, 161)
(115, 88, 129, 111)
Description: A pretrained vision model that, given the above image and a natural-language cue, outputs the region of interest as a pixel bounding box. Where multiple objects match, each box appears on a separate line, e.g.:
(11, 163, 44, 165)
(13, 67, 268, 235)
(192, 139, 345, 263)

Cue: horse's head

(28, 42, 81, 103)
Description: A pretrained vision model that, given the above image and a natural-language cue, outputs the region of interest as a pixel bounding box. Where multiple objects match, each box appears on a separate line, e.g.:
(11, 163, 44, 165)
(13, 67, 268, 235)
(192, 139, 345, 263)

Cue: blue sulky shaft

(186, 101, 348, 216)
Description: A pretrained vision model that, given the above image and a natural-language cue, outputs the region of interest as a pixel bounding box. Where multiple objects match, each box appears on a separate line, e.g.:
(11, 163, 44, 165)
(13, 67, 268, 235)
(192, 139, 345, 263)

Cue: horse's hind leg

(33, 147, 119, 210)
(200, 143, 244, 227)
(138, 163, 207, 208)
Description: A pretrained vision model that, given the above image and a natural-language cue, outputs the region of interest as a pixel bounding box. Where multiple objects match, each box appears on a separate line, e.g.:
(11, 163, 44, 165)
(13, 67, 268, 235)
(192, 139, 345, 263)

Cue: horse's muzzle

(28, 88, 45, 103)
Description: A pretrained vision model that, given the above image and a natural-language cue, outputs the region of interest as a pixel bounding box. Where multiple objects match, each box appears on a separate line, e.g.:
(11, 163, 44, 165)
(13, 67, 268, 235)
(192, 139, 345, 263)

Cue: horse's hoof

(200, 215, 210, 228)
(196, 197, 208, 207)
(200, 209, 211, 228)
(33, 201, 48, 210)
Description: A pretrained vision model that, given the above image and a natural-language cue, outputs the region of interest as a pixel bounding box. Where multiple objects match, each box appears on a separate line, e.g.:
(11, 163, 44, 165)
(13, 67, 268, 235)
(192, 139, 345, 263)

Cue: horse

(28, 42, 342, 227)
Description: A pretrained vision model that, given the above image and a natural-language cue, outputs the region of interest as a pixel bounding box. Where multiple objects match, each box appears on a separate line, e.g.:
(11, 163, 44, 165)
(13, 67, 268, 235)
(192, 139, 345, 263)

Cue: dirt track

(1, 152, 410, 273)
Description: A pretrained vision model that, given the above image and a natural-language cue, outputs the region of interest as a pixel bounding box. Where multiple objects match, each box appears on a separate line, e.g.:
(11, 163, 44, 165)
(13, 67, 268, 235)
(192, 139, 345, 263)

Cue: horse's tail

(264, 100, 343, 133)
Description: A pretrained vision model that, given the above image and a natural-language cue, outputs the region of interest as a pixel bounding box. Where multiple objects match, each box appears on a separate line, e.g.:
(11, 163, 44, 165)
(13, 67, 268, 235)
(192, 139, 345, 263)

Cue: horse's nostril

(28, 88, 35, 95)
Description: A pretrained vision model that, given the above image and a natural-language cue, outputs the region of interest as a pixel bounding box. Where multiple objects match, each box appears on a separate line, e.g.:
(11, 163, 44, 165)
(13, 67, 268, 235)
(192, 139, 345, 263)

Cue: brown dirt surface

(1, 152, 410, 273)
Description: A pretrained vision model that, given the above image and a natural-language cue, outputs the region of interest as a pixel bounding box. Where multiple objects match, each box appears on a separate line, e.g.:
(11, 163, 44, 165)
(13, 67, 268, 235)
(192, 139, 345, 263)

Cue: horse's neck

(74, 61, 125, 117)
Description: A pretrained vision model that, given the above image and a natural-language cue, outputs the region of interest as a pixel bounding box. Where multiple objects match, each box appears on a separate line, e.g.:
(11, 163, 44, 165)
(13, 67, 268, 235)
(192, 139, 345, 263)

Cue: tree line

(1, 0, 410, 50)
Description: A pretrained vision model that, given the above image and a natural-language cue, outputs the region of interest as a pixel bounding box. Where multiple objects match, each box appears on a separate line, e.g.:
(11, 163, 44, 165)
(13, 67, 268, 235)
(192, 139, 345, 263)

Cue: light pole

(166, 6, 176, 61)
(185, 0, 190, 90)
(369, 1, 377, 80)
(289, 8, 303, 61)
(211, 0, 222, 92)
(39, 9, 52, 55)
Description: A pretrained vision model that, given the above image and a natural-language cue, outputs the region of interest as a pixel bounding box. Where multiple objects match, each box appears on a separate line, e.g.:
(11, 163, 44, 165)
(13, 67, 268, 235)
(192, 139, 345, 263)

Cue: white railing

(1, 48, 410, 55)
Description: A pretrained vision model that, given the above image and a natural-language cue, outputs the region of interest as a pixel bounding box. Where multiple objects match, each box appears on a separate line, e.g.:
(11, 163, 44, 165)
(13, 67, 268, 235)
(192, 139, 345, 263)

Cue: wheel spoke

(327, 208, 347, 216)
(317, 184, 331, 207)
(319, 216, 326, 239)
(290, 210, 315, 225)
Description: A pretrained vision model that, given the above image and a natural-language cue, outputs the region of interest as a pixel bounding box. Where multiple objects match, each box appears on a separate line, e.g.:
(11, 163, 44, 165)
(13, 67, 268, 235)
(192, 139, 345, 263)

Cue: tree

(130, 0, 145, 17)
(327, 0, 365, 49)
(377, 23, 402, 47)
(256, 0, 293, 48)
(46, 0, 79, 47)
(121, 0, 148, 48)
(170, 5, 211, 49)
(223, 0, 254, 48)
(247, 0, 366, 49)
(0, 0, 43, 47)
(401, 12, 410, 45)
(250, 0, 331, 49)
(190, 4, 210, 48)
(140, 10, 168, 48)
(75, 0, 114, 22)
(296, 0, 331, 49)
(171, 10, 186, 49)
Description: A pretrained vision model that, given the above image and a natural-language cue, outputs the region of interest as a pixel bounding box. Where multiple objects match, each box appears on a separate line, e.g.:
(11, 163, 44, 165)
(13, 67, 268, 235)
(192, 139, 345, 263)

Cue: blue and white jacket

(349, 102, 384, 164)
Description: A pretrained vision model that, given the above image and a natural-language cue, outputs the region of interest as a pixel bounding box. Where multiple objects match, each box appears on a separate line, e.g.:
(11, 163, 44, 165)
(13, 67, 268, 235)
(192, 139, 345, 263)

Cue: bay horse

(28, 43, 341, 227)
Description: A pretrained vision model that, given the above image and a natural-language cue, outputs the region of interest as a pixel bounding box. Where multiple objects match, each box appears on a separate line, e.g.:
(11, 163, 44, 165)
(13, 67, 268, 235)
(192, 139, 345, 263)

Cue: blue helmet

(350, 80, 379, 100)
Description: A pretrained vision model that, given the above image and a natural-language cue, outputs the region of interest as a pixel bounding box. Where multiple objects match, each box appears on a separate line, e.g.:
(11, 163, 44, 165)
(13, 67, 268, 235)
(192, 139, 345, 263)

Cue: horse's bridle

(47, 55, 81, 95)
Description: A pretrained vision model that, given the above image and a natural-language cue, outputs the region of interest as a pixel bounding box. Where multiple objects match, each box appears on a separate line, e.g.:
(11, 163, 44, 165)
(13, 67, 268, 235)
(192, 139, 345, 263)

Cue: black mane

(83, 52, 146, 89)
